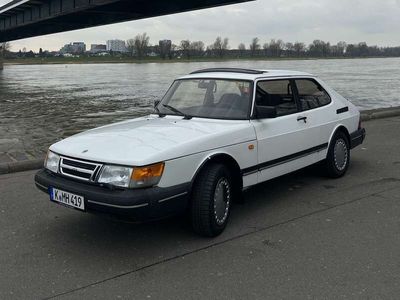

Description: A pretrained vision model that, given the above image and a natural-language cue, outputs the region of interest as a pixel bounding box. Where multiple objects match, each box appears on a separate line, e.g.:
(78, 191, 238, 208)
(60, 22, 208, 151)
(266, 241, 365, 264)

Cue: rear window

(295, 79, 331, 110)
(256, 80, 298, 117)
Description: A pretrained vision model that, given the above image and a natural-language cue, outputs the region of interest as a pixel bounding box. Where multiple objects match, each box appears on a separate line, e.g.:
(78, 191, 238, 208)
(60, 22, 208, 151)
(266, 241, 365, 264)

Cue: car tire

(324, 131, 350, 178)
(191, 163, 232, 237)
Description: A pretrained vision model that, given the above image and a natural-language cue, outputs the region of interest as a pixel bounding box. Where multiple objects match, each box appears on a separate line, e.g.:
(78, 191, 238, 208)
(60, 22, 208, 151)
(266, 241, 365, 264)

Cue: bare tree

(336, 41, 347, 56)
(262, 42, 269, 56)
(189, 41, 205, 57)
(294, 42, 306, 57)
(180, 40, 191, 58)
(170, 44, 178, 59)
(126, 39, 135, 57)
(210, 37, 229, 57)
(249, 38, 260, 57)
(159, 40, 172, 59)
(285, 42, 294, 57)
(238, 43, 246, 57)
(268, 39, 284, 57)
(133, 33, 150, 59)
(309, 40, 331, 57)
(1, 42, 10, 54)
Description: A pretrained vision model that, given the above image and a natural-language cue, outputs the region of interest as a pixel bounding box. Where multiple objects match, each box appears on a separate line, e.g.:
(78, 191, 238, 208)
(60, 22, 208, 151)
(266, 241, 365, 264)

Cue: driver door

(251, 78, 321, 183)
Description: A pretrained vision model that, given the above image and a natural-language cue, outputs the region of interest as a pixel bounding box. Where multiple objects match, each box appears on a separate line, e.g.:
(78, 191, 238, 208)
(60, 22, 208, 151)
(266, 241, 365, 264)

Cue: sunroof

(190, 68, 266, 75)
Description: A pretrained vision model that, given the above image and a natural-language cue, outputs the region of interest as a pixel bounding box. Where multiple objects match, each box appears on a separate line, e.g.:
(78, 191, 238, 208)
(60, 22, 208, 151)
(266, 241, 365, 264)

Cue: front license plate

(50, 187, 85, 211)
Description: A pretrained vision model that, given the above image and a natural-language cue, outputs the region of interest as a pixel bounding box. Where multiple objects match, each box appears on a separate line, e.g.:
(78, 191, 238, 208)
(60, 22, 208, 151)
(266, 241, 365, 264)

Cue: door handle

(297, 116, 307, 123)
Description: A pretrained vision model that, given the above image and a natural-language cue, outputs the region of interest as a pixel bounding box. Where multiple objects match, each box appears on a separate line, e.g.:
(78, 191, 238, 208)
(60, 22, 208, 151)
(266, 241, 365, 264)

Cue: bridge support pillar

(0, 45, 3, 70)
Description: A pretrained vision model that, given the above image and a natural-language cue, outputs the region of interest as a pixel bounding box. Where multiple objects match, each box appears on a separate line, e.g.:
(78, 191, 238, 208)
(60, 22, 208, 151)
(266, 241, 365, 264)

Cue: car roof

(179, 68, 314, 81)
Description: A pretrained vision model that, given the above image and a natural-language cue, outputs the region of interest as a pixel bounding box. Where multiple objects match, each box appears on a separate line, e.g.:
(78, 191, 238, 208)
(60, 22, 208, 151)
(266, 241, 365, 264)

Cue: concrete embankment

(0, 106, 400, 175)
(360, 106, 400, 121)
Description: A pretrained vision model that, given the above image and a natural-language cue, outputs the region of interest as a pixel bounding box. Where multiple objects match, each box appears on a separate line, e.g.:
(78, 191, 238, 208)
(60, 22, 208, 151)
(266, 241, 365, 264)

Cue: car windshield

(156, 79, 253, 120)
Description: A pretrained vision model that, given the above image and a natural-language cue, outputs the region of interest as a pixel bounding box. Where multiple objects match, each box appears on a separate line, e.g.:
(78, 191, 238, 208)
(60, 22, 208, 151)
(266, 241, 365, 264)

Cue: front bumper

(34, 169, 190, 221)
(350, 128, 366, 149)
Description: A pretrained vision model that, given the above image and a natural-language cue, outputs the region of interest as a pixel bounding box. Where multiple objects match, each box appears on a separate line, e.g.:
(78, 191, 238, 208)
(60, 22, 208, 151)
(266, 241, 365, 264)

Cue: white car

(35, 68, 366, 236)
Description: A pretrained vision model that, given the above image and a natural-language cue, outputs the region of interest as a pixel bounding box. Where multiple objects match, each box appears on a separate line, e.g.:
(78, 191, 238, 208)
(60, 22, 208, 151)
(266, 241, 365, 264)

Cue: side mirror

(154, 100, 160, 108)
(255, 106, 277, 119)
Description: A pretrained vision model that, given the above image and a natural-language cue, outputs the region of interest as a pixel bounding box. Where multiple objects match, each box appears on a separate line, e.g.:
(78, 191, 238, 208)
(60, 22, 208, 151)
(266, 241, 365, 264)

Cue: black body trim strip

(242, 143, 328, 175)
(336, 106, 349, 114)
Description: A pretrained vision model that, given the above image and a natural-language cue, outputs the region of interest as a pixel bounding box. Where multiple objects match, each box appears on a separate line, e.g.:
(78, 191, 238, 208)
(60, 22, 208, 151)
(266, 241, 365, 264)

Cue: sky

(1, 0, 400, 52)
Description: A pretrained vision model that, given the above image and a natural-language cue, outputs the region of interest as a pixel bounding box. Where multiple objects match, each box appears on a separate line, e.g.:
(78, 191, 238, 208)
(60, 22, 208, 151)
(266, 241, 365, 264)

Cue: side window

(295, 79, 331, 111)
(256, 80, 298, 117)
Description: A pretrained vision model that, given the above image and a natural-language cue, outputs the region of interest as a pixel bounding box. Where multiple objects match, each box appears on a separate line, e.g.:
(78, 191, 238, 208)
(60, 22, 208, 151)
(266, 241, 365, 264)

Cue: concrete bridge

(0, 0, 252, 69)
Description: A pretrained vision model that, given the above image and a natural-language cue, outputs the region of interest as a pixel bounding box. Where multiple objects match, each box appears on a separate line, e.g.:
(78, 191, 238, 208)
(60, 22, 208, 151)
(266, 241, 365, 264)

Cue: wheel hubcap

(213, 178, 231, 225)
(334, 139, 348, 171)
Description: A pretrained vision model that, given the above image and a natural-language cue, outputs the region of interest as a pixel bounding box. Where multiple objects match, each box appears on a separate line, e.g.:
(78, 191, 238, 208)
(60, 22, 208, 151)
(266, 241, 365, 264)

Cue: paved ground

(0, 116, 399, 299)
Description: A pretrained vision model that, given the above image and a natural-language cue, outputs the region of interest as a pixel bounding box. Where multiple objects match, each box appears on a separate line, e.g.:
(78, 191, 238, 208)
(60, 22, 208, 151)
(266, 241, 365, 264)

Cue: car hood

(50, 115, 255, 166)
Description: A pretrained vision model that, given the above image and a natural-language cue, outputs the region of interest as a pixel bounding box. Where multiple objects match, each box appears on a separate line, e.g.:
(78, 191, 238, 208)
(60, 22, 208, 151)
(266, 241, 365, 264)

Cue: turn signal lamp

(131, 162, 165, 188)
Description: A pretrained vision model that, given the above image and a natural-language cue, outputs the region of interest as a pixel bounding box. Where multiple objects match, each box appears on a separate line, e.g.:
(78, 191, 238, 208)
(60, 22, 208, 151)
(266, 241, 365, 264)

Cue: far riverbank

(4, 55, 399, 66)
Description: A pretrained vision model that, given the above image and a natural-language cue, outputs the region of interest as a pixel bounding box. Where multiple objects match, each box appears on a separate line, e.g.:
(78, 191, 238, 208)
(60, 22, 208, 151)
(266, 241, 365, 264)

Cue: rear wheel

(324, 131, 350, 178)
(190, 163, 232, 237)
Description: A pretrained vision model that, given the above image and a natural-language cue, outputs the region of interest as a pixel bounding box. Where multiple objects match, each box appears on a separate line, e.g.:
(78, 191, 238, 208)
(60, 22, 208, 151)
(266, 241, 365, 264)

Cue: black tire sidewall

(327, 131, 350, 177)
(209, 166, 232, 233)
(191, 163, 233, 237)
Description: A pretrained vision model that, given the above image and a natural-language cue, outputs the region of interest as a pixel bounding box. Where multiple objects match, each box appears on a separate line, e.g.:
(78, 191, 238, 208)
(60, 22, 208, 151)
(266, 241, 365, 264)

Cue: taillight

(358, 117, 362, 130)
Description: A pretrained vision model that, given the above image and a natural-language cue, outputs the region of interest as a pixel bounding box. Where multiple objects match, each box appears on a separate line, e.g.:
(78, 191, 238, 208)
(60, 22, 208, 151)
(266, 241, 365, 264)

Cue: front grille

(59, 156, 102, 182)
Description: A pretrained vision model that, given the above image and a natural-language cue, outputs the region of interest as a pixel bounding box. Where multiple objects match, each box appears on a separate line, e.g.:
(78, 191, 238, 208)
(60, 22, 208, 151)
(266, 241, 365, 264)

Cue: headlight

(130, 162, 165, 188)
(96, 162, 165, 189)
(45, 151, 60, 173)
(98, 165, 133, 188)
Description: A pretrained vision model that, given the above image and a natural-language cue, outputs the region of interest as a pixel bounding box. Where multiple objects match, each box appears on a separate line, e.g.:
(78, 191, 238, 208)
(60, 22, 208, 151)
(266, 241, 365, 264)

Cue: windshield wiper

(154, 105, 166, 118)
(162, 104, 192, 120)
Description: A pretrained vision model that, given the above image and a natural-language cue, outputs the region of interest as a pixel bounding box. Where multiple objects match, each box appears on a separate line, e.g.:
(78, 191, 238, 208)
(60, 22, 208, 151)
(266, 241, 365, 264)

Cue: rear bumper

(350, 128, 366, 149)
(34, 169, 190, 221)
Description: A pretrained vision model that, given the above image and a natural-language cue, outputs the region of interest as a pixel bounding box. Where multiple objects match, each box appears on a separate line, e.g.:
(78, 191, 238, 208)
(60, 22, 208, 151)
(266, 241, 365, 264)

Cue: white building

(90, 44, 107, 54)
(106, 39, 127, 53)
(60, 42, 86, 54)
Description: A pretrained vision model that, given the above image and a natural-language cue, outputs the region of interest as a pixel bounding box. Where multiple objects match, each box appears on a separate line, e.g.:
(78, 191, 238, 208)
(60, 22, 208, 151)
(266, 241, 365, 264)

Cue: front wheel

(190, 163, 232, 237)
(323, 131, 350, 178)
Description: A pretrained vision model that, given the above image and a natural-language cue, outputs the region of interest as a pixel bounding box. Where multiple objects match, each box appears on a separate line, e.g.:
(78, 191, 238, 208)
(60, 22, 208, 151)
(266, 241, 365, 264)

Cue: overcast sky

(1, 0, 400, 51)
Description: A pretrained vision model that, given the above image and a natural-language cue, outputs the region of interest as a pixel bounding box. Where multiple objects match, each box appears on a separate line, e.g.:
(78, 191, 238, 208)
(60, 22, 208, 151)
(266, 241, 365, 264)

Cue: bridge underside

(0, 0, 252, 42)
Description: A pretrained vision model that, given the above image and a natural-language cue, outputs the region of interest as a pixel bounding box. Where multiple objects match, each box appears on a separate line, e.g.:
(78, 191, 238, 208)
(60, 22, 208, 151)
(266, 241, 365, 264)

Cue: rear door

(249, 78, 323, 183)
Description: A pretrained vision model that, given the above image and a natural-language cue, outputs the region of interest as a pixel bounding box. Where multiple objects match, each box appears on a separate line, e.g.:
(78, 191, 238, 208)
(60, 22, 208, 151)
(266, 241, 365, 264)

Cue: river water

(0, 57, 399, 154)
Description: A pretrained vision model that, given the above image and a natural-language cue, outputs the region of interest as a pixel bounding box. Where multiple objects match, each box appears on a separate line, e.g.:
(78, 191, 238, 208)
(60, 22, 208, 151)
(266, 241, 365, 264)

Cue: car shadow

(41, 164, 328, 270)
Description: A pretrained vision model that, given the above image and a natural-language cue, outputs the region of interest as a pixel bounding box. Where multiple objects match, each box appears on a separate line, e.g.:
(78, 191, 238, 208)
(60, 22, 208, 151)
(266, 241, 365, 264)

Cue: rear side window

(295, 79, 331, 111)
(256, 80, 298, 117)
